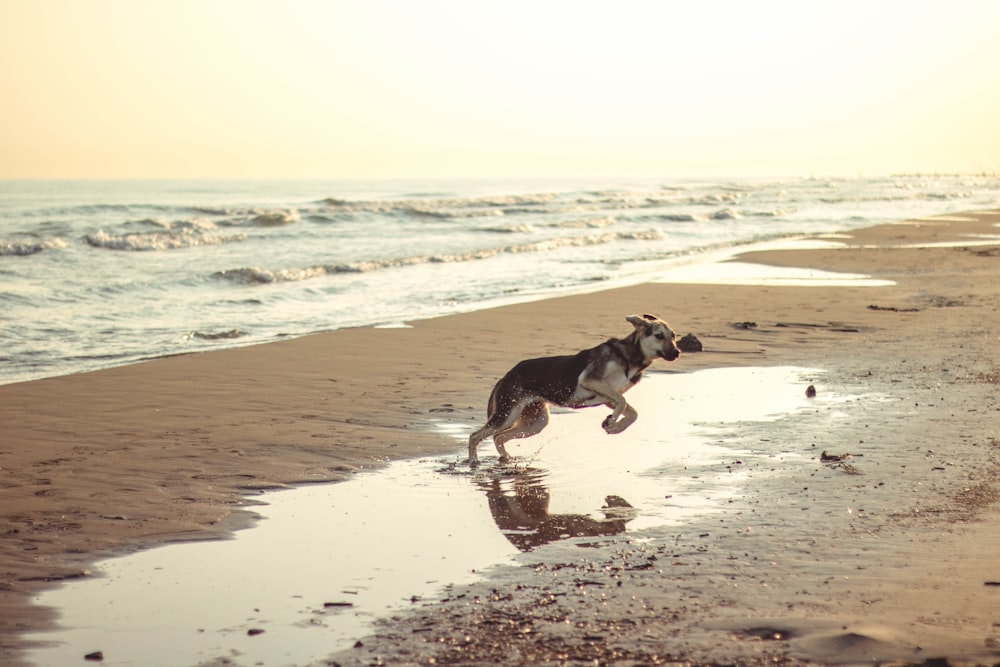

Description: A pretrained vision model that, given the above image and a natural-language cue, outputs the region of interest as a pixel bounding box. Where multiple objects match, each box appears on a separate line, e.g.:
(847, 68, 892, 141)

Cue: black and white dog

(468, 314, 680, 465)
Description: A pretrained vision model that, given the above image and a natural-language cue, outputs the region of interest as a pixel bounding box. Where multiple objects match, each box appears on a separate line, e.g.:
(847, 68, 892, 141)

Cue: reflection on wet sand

(26, 368, 824, 667)
(475, 467, 638, 551)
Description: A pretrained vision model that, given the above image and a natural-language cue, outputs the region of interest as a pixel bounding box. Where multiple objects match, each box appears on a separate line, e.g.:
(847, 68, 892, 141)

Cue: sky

(1, 0, 998, 180)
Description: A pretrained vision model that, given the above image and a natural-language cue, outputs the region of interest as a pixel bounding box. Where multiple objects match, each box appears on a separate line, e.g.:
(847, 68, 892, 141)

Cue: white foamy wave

(209, 209, 299, 227)
(411, 207, 505, 219)
(211, 265, 332, 284)
(649, 213, 707, 223)
(187, 328, 243, 340)
(619, 230, 666, 241)
(213, 268, 277, 284)
(173, 217, 219, 231)
(320, 189, 773, 222)
(0, 238, 67, 256)
(321, 193, 556, 216)
(130, 217, 170, 228)
(687, 193, 746, 206)
(711, 208, 741, 220)
(251, 209, 299, 226)
(745, 209, 792, 218)
(502, 233, 618, 254)
(552, 216, 616, 229)
(212, 229, 665, 284)
(480, 223, 536, 234)
(126, 217, 218, 231)
(86, 229, 247, 251)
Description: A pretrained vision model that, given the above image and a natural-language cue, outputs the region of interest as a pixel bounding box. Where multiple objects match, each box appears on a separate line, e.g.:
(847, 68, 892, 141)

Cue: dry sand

(2, 210, 1000, 666)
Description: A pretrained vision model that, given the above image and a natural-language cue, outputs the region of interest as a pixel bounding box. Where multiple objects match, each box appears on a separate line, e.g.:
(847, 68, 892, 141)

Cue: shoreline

(2, 209, 1000, 665)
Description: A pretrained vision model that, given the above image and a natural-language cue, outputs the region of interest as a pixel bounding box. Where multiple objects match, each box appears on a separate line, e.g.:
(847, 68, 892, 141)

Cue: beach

(2, 209, 1000, 665)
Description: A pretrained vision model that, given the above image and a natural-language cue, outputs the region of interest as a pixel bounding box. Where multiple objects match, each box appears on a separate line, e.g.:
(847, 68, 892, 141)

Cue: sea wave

(745, 209, 792, 217)
(213, 229, 666, 284)
(711, 208, 741, 220)
(408, 206, 505, 219)
(135, 217, 219, 231)
(85, 228, 247, 251)
(121, 208, 298, 229)
(480, 223, 536, 234)
(250, 209, 300, 226)
(188, 328, 243, 340)
(311, 189, 812, 223)
(322, 193, 557, 212)
(637, 213, 706, 223)
(663, 207, 785, 220)
(551, 216, 616, 229)
(818, 191, 973, 205)
(211, 266, 330, 284)
(0, 238, 68, 256)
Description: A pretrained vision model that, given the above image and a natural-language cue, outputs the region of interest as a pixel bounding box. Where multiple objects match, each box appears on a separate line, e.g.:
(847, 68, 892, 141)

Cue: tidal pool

(25, 366, 833, 667)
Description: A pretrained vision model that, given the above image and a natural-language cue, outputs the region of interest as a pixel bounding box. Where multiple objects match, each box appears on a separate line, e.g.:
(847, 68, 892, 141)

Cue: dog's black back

(488, 337, 642, 414)
(499, 348, 592, 406)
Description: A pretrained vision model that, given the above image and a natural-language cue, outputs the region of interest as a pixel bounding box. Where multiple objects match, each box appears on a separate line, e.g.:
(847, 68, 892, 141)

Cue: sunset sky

(1, 0, 998, 180)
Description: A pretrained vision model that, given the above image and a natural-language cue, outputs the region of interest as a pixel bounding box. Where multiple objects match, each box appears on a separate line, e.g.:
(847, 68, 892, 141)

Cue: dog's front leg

(584, 385, 636, 434)
(580, 376, 634, 434)
(602, 401, 637, 434)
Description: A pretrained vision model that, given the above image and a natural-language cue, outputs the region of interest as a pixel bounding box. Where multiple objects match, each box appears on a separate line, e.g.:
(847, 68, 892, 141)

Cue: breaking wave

(314, 188, 804, 225)
(213, 229, 666, 285)
(321, 193, 557, 213)
(126, 217, 221, 232)
(480, 223, 536, 234)
(188, 328, 243, 340)
(211, 266, 331, 284)
(249, 209, 299, 226)
(0, 238, 67, 256)
(711, 208, 741, 220)
(85, 228, 247, 251)
(552, 216, 616, 229)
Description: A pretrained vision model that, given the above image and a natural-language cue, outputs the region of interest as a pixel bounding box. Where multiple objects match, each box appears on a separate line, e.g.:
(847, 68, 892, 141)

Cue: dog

(468, 314, 680, 465)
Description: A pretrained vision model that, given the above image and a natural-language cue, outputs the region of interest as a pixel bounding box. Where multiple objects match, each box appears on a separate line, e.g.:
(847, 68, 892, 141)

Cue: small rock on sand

(677, 333, 703, 352)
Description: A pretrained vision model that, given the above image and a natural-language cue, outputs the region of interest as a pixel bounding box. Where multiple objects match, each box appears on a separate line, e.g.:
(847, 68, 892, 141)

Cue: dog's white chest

(567, 366, 633, 408)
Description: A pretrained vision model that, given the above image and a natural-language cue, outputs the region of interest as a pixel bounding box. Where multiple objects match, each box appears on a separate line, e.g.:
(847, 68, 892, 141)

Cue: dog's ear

(626, 314, 649, 330)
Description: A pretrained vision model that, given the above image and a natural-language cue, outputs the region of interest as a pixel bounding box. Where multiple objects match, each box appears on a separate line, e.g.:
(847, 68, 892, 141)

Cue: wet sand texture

(2, 210, 1000, 665)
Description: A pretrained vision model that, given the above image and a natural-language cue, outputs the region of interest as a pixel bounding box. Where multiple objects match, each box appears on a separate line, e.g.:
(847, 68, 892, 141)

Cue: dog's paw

(604, 417, 633, 434)
(601, 415, 631, 435)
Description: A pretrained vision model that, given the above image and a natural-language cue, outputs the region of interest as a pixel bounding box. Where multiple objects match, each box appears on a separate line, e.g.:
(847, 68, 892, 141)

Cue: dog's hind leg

(469, 402, 525, 466)
(468, 423, 498, 466)
(493, 401, 550, 462)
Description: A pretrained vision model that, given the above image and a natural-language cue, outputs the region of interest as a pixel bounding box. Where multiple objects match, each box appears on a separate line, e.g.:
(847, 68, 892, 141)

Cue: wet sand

(3, 209, 1000, 665)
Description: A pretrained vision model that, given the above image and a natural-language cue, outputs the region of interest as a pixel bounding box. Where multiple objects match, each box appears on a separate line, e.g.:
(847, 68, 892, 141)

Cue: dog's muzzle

(661, 348, 680, 361)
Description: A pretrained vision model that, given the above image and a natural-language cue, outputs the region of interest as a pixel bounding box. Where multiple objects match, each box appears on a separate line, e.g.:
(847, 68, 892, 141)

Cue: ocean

(2, 175, 997, 386)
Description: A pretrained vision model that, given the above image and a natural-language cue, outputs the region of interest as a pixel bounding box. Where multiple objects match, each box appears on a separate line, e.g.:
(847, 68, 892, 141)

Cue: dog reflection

(477, 473, 636, 551)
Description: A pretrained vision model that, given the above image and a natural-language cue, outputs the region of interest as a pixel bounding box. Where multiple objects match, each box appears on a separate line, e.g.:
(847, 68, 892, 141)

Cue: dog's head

(627, 314, 680, 362)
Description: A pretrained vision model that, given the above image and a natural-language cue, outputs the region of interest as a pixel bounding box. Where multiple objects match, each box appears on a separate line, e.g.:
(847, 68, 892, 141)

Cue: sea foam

(85, 229, 247, 251)
(0, 238, 67, 256)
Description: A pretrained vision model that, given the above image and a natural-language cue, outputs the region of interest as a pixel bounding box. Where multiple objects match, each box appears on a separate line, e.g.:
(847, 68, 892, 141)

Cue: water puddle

(25, 366, 828, 667)
(650, 238, 894, 287)
(656, 261, 894, 286)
